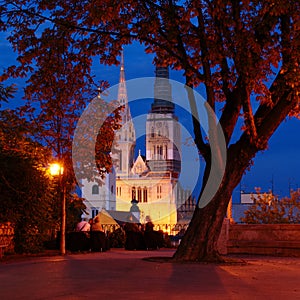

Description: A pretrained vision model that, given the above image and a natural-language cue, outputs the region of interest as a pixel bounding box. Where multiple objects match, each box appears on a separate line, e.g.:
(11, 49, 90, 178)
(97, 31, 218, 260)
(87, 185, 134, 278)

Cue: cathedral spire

(114, 50, 136, 176)
(118, 50, 128, 106)
(151, 66, 175, 114)
(117, 50, 132, 125)
(146, 64, 181, 176)
(120, 50, 125, 81)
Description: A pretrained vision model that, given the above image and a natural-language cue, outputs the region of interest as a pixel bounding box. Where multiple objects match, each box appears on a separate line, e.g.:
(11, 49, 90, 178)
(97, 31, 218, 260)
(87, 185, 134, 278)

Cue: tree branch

(219, 77, 243, 145)
(196, 5, 215, 110)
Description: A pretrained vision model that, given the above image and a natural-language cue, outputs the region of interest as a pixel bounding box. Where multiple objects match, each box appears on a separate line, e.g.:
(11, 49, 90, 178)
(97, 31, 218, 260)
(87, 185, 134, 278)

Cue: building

(80, 90, 117, 219)
(81, 161, 116, 219)
(115, 64, 183, 228)
(82, 54, 193, 230)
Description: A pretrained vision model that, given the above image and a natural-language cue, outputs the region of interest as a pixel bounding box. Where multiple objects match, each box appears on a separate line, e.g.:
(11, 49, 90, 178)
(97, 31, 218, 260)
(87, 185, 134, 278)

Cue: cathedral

(81, 53, 194, 229)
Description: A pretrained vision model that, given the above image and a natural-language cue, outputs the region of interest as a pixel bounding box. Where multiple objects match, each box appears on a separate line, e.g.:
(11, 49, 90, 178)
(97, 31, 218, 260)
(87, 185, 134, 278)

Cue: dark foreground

(1, 249, 300, 299)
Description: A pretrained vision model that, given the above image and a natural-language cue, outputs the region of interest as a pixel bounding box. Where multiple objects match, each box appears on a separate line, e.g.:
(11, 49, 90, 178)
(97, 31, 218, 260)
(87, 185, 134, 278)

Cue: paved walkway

(1, 249, 300, 299)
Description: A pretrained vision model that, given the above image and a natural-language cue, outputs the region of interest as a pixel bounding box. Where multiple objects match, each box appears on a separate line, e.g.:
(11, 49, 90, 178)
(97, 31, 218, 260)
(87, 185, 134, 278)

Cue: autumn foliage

(0, 0, 299, 261)
(241, 189, 300, 224)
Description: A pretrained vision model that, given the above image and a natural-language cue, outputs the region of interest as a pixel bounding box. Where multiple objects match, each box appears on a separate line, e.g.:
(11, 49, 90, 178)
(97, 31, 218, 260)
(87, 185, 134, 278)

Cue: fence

(4, 220, 299, 256)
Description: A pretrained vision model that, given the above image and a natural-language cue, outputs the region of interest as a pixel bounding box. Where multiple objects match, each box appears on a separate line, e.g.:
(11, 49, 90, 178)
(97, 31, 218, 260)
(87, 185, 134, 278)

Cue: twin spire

(117, 50, 132, 126)
(152, 66, 174, 113)
(118, 51, 127, 106)
(118, 51, 173, 114)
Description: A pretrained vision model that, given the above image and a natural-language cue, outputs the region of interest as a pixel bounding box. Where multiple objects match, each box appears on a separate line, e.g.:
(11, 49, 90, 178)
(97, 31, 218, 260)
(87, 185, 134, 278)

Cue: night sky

(92, 44, 300, 201)
(1, 37, 299, 202)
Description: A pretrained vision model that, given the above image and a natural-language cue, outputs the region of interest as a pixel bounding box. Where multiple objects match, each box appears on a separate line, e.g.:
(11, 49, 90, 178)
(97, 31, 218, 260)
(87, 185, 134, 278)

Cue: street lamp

(49, 163, 64, 176)
(49, 162, 66, 255)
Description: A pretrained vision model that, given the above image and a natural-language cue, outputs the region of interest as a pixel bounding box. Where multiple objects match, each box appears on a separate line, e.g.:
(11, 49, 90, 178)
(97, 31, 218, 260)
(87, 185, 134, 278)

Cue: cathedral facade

(82, 54, 194, 228)
(114, 64, 181, 226)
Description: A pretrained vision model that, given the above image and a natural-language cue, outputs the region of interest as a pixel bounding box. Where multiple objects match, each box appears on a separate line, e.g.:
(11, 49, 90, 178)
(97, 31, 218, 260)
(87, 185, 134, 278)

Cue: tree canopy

(0, 108, 90, 252)
(0, 0, 299, 261)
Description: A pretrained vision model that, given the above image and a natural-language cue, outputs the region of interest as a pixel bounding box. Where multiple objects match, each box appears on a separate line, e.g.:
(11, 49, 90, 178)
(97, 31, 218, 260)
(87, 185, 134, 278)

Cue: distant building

(240, 193, 255, 204)
(232, 191, 273, 223)
(81, 164, 116, 219)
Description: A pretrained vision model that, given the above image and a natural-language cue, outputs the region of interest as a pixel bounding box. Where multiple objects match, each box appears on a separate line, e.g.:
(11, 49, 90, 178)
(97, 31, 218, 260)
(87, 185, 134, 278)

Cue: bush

(0, 155, 56, 253)
(241, 189, 300, 224)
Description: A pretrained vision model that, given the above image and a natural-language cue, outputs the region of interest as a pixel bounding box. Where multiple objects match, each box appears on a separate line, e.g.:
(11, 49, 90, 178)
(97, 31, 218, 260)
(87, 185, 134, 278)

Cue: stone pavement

(1, 249, 300, 300)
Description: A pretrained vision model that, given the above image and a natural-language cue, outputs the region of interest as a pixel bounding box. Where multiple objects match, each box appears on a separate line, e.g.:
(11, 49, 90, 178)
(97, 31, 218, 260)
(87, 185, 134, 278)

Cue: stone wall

(217, 218, 230, 255)
(227, 224, 300, 256)
(0, 222, 14, 253)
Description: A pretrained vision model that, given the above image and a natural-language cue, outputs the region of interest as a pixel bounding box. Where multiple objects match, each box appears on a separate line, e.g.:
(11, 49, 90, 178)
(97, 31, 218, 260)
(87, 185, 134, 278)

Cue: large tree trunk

(173, 139, 259, 262)
(173, 173, 240, 261)
(173, 68, 297, 262)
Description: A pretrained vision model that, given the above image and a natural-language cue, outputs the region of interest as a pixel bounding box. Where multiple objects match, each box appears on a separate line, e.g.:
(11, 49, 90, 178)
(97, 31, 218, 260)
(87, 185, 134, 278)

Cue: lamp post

(49, 163, 66, 255)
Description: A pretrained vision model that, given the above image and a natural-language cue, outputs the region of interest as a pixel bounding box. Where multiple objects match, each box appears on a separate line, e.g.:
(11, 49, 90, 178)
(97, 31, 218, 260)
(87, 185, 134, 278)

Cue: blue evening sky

(1, 37, 299, 201)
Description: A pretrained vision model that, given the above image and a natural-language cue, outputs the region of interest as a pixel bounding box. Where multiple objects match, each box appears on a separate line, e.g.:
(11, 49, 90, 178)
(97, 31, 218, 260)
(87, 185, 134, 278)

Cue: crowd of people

(75, 217, 104, 233)
(72, 216, 166, 252)
(66, 217, 107, 252)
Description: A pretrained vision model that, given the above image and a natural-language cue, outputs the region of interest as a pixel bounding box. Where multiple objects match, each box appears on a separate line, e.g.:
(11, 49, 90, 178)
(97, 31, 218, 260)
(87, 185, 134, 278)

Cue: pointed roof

(131, 151, 149, 175)
(106, 210, 139, 225)
(117, 51, 128, 106)
(96, 209, 140, 226)
(151, 66, 175, 114)
(96, 209, 119, 225)
(117, 50, 133, 125)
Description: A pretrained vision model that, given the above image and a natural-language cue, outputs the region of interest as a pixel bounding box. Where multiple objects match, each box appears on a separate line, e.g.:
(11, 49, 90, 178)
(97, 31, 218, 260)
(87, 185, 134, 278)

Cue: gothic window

(165, 125, 169, 137)
(157, 185, 162, 199)
(119, 186, 122, 196)
(111, 185, 114, 194)
(165, 145, 168, 159)
(92, 209, 99, 218)
(151, 127, 155, 137)
(132, 187, 136, 200)
(143, 188, 148, 203)
(137, 187, 142, 202)
(92, 184, 99, 195)
(119, 151, 122, 171)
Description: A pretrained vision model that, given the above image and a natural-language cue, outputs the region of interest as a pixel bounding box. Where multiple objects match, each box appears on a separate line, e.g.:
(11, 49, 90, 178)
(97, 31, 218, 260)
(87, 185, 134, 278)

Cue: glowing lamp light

(49, 163, 64, 176)
(49, 161, 66, 255)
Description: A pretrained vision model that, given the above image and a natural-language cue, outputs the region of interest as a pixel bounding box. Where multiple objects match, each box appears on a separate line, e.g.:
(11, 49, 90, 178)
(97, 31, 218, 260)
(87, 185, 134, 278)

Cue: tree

(0, 154, 55, 253)
(241, 189, 300, 224)
(0, 109, 56, 253)
(1, 1, 122, 231)
(0, 0, 299, 261)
